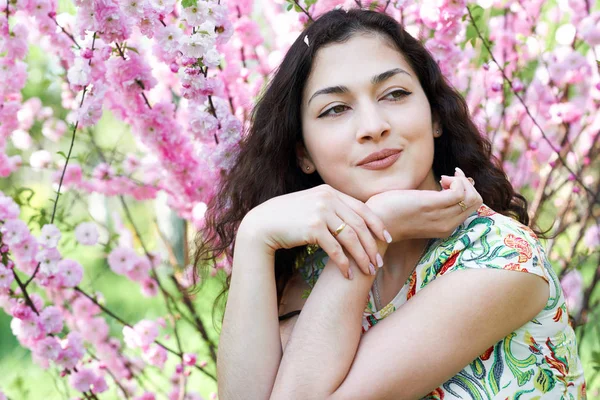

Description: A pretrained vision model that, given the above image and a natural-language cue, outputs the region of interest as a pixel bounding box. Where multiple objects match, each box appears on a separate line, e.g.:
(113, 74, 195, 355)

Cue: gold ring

(467, 177, 475, 186)
(332, 222, 347, 237)
(458, 201, 468, 212)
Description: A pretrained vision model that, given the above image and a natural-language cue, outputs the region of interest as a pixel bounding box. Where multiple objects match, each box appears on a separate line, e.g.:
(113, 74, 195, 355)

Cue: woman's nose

(355, 101, 391, 141)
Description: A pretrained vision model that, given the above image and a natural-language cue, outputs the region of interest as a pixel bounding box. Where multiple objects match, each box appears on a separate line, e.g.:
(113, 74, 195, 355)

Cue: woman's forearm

(270, 241, 389, 399)
(217, 221, 282, 400)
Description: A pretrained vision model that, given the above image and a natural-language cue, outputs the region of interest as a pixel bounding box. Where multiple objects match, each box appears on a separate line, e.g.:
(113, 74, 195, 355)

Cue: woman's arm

(269, 240, 388, 399)
(217, 218, 283, 400)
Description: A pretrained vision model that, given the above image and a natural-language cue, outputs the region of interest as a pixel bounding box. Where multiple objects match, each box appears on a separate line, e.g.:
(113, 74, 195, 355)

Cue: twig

(292, 0, 314, 22)
(25, 33, 97, 288)
(49, 15, 81, 49)
(114, 43, 152, 109)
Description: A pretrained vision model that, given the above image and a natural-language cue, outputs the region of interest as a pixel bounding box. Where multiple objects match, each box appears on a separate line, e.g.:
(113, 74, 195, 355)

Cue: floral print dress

(297, 204, 587, 399)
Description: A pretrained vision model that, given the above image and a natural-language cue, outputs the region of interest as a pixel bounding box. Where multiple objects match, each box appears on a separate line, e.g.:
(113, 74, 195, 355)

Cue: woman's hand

(240, 184, 390, 279)
(365, 168, 483, 241)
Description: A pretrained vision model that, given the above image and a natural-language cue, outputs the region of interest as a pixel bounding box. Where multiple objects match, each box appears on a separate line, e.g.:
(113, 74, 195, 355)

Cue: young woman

(195, 8, 587, 400)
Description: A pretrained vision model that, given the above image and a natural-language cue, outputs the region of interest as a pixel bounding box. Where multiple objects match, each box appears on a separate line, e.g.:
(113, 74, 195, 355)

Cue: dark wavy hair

(192, 8, 532, 331)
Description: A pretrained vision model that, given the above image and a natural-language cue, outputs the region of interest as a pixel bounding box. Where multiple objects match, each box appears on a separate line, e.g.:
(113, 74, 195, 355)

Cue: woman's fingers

(332, 205, 379, 276)
(335, 190, 389, 243)
(317, 220, 352, 279)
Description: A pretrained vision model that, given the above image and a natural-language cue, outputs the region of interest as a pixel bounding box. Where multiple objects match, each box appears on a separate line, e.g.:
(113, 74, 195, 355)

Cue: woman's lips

(358, 151, 402, 170)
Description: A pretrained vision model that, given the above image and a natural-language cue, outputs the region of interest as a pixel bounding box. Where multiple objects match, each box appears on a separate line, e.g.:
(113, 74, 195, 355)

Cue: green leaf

(57, 151, 68, 160)
(466, 24, 477, 43)
(305, 0, 317, 7)
(125, 46, 139, 55)
(286, 3, 293, 11)
(469, 4, 484, 22)
(181, 0, 197, 8)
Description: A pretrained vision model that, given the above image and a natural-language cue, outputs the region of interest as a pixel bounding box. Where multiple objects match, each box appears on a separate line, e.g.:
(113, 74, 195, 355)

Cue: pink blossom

(181, 1, 209, 26)
(29, 150, 52, 170)
(58, 164, 83, 186)
(153, 25, 183, 63)
(39, 224, 62, 248)
(58, 331, 85, 368)
(75, 222, 99, 246)
(135, 319, 160, 347)
(78, 316, 110, 344)
(11, 129, 33, 150)
(126, 257, 151, 282)
(579, 12, 600, 46)
(71, 295, 101, 318)
(0, 23, 28, 60)
(135, 393, 157, 400)
(78, 95, 104, 128)
(183, 353, 197, 366)
(11, 302, 34, 320)
(42, 118, 68, 141)
(93, 0, 131, 43)
(0, 264, 14, 289)
(0, 60, 27, 98)
(142, 343, 167, 368)
(67, 56, 92, 87)
(140, 277, 159, 297)
(56, 346, 81, 369)
(561, 269, 584, 316)
(549, 102, 583, 124)
(36, 247, 62, 276)
(583, 224, 599, 250)
(0, 194, 20, 219)
(234, 16, 263, 47)
(12, 235, 39, 264)
(57, 259, 84, 287)
(120, 0, 146, 19)
(106, 53, 157, 95)
(108, 247, 138, 275)
(0, 219, 29, 246)
(69, 368, 97, 392)
(149, 0, 175, 14)
(0, 101, 20, 137)
(11, 315, 44, 341)
(34, 336, 62, 361)
(40, 306, 64, 334)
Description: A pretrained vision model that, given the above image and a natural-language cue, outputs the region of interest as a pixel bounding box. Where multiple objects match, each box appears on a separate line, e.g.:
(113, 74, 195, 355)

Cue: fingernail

(369, 263, 376, 275)
(455, 167, 465, 176)
(383, 229, 392, 243)
(348, 267, 354, 280)
(376, 253, 384, 268)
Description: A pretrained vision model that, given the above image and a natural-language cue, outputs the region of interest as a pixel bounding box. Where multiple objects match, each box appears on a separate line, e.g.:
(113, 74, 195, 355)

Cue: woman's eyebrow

(307, 67, 411, 105)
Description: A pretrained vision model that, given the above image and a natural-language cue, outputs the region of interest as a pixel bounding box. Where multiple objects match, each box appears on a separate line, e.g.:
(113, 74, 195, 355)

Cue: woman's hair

(192, 8, 532, 331)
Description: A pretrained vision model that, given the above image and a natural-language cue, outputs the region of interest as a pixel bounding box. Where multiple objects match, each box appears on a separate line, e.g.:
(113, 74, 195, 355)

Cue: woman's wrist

(365, 197, 405, 243)
(237, 212, 279, 259)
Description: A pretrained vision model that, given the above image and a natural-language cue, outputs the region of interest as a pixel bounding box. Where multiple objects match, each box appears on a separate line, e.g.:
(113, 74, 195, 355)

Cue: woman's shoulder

(454, 204, 541, 246)
(434, 204, 556, 297)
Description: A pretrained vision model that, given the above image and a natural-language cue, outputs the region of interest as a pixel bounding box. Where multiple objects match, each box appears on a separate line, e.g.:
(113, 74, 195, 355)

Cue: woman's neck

(381, 238, 430, 281)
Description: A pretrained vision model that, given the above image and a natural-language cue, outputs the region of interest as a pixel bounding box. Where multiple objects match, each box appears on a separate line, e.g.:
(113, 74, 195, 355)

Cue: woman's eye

(385, 89, 412, 100)
(319, 104, 349, 118)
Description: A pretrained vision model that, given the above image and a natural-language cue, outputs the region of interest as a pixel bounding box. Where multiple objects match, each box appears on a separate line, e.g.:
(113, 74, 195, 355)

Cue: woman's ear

(296, 142, 315, 173)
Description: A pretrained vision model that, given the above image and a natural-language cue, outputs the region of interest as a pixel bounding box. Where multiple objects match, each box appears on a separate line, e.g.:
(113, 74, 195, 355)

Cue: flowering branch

(466, 6, 594, 199)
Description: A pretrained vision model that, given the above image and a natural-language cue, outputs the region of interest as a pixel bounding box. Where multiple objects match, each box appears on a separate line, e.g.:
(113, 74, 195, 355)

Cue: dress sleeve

(435, 211, 553, 289)
(296, 247, 330, 291)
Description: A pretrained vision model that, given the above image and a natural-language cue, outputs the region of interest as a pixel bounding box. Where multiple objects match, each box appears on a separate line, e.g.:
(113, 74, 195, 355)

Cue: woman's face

(299, 33, 441, 202)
